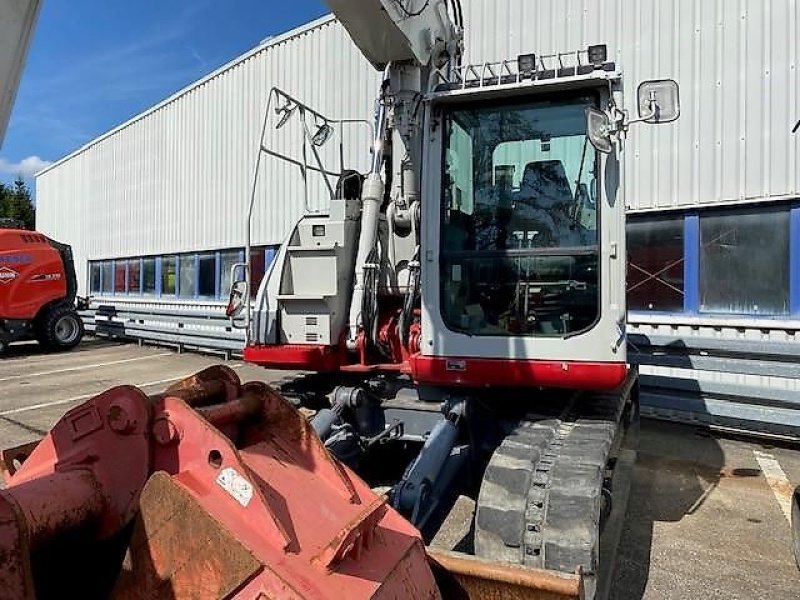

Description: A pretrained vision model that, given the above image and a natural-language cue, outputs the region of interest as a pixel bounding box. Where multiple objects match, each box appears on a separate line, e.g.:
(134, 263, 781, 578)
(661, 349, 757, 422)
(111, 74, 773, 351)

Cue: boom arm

(321, 0, 462, 349)
(0, 0, 41, 146)
(324, 0, 460, 69)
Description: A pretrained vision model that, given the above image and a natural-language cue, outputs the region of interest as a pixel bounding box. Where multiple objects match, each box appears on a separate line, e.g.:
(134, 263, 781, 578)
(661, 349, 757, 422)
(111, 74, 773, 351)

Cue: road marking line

(0, 353, 173, 382)
(754, 450, 793, 523)
(0, 363, 244, 417)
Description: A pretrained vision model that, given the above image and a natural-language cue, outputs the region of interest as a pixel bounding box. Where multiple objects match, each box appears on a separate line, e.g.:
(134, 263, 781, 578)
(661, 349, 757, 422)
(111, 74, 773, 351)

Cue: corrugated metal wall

(36, 16, 382, 294)
(461, 0, 800, 212)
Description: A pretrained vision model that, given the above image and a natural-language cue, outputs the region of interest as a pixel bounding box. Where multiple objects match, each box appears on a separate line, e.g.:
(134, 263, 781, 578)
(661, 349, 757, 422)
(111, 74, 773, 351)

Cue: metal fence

(628, 315, 800, 441)
(85, 300, 245, 358)
(84, 301, 800, 440)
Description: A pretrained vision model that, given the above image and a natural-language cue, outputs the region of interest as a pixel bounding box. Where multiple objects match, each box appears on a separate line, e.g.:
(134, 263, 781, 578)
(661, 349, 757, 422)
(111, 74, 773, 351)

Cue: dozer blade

(428, 550, 583, 600)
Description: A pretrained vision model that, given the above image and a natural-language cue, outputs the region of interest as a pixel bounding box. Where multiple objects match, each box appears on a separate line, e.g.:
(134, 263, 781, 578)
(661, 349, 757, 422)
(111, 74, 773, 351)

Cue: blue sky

(0, 0, 328, 187)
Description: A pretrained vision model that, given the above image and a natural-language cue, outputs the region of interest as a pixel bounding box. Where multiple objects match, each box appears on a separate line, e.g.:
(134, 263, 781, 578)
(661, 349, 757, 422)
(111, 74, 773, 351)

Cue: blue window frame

(791, 203, 800, 315)
(683, 214, 699, 315)
(628, 201, 798, 319)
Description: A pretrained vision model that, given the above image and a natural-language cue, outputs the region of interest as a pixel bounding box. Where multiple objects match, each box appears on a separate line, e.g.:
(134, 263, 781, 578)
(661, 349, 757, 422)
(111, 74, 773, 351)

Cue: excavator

(231, 0, 682, 596)
(0, 1, 700, 599)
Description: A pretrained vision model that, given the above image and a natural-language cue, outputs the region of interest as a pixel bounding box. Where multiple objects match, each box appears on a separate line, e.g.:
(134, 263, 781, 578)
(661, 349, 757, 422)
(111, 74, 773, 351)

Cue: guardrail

(83, 301, 800, 441)
(628, 317, 800, 441)
(84, 301, 245, 359)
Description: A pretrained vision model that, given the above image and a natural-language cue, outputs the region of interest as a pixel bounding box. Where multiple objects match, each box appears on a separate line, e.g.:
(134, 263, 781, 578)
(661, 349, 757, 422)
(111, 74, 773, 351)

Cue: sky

(0, 0, 328, 188)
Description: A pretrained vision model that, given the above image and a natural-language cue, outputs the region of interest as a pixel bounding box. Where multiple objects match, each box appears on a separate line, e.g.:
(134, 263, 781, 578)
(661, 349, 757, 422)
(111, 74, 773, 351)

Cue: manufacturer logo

(0, 267, 19, 284)
(0, 254, 32, 265)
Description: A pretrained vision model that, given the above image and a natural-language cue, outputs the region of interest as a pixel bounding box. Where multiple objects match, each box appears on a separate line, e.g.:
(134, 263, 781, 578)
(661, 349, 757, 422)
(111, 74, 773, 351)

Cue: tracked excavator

(228, 0, 681, 597)
(0, 1, 686, 598)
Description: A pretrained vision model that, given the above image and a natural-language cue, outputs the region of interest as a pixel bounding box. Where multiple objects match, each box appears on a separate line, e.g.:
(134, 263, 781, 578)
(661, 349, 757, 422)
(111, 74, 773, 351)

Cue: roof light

(517, 53, 536, 78)
(587, 45, 608, 68)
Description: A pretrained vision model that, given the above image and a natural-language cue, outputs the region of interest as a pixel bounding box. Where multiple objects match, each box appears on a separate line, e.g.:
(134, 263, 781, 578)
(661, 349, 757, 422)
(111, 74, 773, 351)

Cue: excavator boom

(0, 0, 41, 146)
(323, 0, 460, 69)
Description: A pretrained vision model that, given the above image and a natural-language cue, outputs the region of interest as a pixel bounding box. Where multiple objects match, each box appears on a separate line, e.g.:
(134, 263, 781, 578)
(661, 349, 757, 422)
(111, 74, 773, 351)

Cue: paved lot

(0, 339, 287, 448)
(1, 339, 798, 599)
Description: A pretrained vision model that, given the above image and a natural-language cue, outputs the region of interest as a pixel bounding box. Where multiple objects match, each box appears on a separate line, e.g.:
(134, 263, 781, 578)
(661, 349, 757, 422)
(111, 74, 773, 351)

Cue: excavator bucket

(0, 367, 585, 599)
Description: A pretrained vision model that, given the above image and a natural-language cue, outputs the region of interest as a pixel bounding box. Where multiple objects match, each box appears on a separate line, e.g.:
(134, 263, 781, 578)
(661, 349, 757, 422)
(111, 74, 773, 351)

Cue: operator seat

(518, 160, 573, 209)
(511, 160, 574, 247)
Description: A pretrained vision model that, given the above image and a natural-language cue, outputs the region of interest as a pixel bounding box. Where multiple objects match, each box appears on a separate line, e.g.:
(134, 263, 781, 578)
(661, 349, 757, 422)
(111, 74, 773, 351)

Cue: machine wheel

(37, 305, 84, 351)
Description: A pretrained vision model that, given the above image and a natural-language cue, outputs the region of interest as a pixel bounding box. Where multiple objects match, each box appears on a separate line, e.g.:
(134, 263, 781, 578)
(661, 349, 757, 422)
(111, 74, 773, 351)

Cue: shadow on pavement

(609, 419, 727, 600)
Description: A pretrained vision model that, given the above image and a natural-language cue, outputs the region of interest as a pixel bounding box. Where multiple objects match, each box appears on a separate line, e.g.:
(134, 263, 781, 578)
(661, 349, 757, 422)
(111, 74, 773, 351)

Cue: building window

(143, 257, 156, 294)
(114, 261, 127, 294)
(220, 250, 242, 298)
(178, 254, 196, 297)
(90, 262, 101, 293)
(700, 208, 790, 315)
(250, 247, 266, 299)
(162, 256, 176, 295)
(128, 259, 141, 294)
(198, 253, 216, 297)
(627, 217, 685, 312)
(101, 261, 113, 294)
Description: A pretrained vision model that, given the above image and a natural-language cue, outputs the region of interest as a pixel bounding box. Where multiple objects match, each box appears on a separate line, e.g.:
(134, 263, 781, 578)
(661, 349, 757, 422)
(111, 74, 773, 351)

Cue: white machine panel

(324, 0, 454, 69)
(0, 0, 41, 145)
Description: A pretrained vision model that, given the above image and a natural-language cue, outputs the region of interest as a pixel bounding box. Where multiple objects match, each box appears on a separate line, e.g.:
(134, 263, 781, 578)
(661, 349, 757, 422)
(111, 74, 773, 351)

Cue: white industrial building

(35, 1, 800, 436)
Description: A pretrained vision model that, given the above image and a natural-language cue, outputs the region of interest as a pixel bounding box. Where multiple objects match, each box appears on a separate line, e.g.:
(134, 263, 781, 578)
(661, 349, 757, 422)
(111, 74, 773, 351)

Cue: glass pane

(102, 261, 113, 294)
(627, 217, 684, 311)
(441, 94, 600, 337)
(114, 261, 126, 293)
(127, 259, 141, 294)
(700, 209, 790, 315)
(220, 250, 242, 299)
(162, 256, 176, 295)
(198, 253, 216, 297)
(142, 258, 156, 294)
(90, 262, 101, 293)
(250, 247, 266, 299)
(178, 255, 196, 297)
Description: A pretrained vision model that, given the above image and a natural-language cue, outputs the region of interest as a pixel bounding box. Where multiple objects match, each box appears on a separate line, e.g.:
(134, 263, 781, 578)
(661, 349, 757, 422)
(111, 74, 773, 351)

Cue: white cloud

(0, 156, 53, 177)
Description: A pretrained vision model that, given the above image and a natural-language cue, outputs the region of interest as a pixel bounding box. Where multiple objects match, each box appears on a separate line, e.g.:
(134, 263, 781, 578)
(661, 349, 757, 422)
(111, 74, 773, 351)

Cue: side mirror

(226, 280, 248, 319)
(586, 107, 613, 154)
(312, 122, 333, 146)
(637, 79, 680, 124)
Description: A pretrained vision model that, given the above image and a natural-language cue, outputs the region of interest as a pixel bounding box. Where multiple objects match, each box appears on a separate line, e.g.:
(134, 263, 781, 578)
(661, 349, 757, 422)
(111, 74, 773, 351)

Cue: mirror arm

(626, 105, 657, 127)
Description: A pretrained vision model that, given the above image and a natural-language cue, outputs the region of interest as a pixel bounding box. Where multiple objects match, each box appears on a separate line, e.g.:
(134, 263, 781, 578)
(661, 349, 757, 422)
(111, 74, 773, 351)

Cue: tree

(0, 177, 36, 229)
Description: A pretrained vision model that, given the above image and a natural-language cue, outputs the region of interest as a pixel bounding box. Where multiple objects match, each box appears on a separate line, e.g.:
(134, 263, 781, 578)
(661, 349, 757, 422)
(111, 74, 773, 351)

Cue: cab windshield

(441, 94, 600, 337)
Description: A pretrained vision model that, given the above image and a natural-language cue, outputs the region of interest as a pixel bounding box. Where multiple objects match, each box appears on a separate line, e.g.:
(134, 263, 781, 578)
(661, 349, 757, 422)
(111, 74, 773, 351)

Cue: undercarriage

(279, 368, 640, 598)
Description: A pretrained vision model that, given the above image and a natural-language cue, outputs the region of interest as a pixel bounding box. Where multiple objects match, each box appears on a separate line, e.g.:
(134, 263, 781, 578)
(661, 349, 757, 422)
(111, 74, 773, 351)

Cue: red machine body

(0, 229, 68, 320)
(0, 228, 83, 351)
(0, 366, 440, 600)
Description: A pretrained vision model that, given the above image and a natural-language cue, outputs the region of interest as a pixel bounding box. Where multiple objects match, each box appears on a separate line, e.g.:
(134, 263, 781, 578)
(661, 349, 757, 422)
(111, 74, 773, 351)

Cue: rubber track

(474, 379, 633, 582)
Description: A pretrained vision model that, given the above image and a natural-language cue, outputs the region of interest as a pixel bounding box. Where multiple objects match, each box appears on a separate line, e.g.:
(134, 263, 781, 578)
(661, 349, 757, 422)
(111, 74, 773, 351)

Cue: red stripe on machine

(409, 355, 628, 391)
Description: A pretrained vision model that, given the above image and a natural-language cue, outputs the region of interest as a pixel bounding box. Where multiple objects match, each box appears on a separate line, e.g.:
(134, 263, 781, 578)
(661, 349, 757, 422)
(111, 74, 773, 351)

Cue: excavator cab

(438, 94, 601, 339)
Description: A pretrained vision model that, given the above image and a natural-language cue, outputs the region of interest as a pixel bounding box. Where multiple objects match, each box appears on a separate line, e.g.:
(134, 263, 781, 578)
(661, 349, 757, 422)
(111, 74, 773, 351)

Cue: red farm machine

(0, 0, 686, 598)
